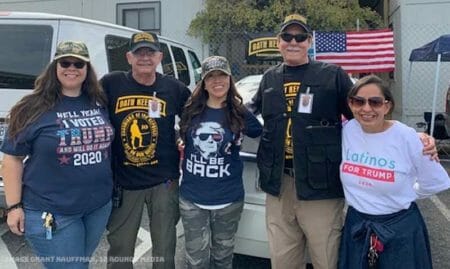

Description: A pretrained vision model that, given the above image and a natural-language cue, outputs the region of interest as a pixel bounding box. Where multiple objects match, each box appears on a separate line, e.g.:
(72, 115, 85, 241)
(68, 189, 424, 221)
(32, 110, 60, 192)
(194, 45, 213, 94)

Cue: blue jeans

(24, 201, 112, 269)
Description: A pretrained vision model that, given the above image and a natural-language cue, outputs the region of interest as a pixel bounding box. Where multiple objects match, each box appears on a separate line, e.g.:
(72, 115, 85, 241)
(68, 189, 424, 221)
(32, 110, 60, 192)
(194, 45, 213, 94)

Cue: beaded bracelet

(5, 202, 23, 214)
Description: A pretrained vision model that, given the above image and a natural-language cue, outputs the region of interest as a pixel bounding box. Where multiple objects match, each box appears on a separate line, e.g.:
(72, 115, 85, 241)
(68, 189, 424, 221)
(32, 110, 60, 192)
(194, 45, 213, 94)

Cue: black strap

(5, 202, 23, 214)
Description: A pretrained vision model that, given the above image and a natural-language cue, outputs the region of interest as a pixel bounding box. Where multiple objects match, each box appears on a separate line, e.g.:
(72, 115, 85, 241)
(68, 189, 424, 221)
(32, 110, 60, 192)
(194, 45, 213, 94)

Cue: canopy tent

(407, 35, 450, 135)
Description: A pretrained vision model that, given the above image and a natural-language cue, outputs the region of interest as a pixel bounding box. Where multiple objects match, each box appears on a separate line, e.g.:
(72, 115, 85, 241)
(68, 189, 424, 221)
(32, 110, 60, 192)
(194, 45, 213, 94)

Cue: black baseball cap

(129, 32, 161, 52)
(280, 14, 312, 33)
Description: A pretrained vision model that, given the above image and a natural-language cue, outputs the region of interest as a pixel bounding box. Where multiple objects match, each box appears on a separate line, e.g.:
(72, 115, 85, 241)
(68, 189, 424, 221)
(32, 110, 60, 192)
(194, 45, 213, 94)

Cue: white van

(0, 11, 202, 209)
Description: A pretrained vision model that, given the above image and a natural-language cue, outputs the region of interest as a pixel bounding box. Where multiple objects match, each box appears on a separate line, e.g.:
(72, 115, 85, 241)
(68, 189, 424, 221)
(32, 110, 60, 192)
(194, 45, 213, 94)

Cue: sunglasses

(349, 96, 389, 108)
(196, 133, 223, 142)
(58, 60, 86, 69)
(280, 32, 310, 43)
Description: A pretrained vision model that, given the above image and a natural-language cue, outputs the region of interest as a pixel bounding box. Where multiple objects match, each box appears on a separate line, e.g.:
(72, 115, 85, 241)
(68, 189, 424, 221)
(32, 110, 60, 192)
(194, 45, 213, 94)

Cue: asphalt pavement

(0, 209, 271, 269)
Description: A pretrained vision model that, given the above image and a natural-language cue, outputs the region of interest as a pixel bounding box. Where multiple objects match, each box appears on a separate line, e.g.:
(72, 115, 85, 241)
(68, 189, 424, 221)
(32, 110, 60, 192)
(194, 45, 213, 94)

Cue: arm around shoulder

(408, 131, 450, 198)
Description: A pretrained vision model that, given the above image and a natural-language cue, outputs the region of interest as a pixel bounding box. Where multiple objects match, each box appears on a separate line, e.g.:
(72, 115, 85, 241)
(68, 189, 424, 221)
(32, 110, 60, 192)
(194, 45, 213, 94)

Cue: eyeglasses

(196, 133, 223, 142)
(133, 49, 157, 57)
(58, 60, 86, 69)
(280, 32, 310, 43)
(349, 96, 389, 108)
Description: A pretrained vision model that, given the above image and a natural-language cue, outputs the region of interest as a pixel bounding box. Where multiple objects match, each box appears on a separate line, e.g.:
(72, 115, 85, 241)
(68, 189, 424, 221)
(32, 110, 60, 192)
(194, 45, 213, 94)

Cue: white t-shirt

(340, 119, 450, 215)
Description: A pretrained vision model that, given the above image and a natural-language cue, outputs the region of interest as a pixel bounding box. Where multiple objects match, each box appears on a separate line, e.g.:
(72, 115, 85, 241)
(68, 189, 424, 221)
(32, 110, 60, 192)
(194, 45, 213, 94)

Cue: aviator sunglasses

(58, 60, 86, 69)
(349, 96, 389, 108)
(196, 133, 223, 142)
(280, 32, 310, 43)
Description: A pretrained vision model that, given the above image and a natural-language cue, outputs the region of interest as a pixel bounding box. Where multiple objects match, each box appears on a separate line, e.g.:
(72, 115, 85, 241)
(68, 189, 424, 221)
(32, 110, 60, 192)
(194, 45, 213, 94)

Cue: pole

(430, 53, 442, 136)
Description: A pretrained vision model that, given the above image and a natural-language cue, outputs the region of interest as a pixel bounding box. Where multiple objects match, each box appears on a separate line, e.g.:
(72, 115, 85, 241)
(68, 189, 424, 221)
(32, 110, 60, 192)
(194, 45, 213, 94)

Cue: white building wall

(0, 0, 207, 59)
(390, 0, 450, 127)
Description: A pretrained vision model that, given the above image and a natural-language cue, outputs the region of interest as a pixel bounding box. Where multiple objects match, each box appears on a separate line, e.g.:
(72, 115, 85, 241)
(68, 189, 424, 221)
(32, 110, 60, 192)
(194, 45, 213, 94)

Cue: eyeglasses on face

(280, 32, 310, 43)
(58, 60, 86, 69)
(349, 96, 389, 108)
(196, 133, 223, 142)
(133, 49, 157, 57)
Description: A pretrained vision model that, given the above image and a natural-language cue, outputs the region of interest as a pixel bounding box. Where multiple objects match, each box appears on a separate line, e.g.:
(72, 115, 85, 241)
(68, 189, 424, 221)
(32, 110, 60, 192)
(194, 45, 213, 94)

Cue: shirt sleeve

(0, 129, 31, 157)
(178, 84, 192, 116)
(408, 129, 450, 199)
(243, 109, 262, 138)
(245, 72, 266, 116)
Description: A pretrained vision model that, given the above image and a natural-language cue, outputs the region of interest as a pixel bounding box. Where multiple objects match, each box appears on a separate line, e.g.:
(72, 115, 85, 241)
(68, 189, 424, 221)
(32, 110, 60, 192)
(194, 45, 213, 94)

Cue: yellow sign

(248, 37, 279, 56)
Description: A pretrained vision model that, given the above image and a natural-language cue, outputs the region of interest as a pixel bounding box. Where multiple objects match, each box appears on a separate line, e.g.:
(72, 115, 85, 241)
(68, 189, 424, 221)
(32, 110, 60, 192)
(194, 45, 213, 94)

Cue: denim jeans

(24, 200, 112, 269)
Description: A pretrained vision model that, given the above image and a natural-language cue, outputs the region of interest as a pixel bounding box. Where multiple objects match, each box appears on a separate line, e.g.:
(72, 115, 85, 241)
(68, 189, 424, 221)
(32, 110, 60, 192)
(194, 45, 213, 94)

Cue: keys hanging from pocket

(368, 246, 378, 268)
(368, 234, 383, 269)
(42, 212, 54, 240)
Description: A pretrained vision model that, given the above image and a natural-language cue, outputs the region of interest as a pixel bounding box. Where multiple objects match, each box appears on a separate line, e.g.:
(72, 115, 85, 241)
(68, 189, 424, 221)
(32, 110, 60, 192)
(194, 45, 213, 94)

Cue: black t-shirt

(283, 64, 309, 169)
(101, 71, 191, 189)
(180, 107, 262, 205)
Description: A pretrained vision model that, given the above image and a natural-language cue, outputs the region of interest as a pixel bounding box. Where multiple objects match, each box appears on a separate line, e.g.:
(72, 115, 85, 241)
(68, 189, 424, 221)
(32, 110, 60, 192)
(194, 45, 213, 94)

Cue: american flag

(314, 29, 395, 73)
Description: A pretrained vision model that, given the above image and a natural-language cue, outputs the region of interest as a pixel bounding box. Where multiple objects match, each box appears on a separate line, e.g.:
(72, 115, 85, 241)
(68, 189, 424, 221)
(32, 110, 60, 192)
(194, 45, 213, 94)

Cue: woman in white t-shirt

(339, 75, 450, 269)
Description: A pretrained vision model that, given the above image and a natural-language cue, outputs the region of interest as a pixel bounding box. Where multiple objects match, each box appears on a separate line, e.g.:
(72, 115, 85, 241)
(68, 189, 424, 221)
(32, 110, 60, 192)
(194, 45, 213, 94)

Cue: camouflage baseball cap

(201, 56, 231, 79)
(129, 32, 161, 52)
(54, 41, 90, 62)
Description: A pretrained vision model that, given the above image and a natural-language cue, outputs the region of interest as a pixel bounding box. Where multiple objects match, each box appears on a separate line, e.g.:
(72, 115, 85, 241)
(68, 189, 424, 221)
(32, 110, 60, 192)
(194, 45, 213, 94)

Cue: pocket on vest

(306, 145, 341, 189)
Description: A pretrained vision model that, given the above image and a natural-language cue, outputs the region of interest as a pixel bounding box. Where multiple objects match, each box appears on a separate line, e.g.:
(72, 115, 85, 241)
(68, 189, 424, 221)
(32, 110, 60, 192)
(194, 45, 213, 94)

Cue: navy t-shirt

(180, 107, 262, 205)
(1, 94, 114, 214)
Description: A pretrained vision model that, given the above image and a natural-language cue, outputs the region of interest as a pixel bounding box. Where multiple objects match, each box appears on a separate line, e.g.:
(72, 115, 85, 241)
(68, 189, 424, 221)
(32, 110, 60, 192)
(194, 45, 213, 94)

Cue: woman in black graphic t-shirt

(179, 56, 262, 269)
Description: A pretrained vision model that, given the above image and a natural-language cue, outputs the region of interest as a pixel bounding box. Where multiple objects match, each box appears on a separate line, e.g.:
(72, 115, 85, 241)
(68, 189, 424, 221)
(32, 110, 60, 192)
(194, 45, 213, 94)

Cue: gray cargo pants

(107, 180, 180, 269)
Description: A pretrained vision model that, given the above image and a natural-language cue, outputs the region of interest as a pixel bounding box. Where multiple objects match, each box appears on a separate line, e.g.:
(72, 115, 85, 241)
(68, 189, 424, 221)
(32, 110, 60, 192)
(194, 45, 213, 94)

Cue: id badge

(298, 93, 313, 114)
(148, 100, 161, 118)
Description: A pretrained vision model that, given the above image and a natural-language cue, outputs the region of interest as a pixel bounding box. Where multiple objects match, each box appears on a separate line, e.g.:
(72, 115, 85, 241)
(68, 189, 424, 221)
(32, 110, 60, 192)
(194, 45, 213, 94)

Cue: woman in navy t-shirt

(1, 41, 113, 269)
(178, 56, 262, 269)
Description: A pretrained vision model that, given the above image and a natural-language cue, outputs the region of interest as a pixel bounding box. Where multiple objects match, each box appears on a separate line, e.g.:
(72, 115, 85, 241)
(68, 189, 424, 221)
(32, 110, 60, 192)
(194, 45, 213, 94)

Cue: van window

(0, 25, 52, 89)
(105, 35, 131, 72)
(160, 42, 174, 77)
(188, 50, 201, 83)
(0, 121, 6, 147)
(171, 46, 190, 86)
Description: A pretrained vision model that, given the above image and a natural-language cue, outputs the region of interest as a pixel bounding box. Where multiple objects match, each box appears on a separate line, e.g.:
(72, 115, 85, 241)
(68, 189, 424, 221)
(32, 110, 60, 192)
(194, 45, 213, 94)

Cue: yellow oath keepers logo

(283, 14, 307, 24)
(133, 32, 155, 43)
(121, 111, 158, 166)
(115, 95, 166, 116)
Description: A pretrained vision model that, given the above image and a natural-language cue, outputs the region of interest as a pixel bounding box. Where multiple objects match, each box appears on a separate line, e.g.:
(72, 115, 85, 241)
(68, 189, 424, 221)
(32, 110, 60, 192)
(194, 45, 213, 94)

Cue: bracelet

(5, 202, 23, 214)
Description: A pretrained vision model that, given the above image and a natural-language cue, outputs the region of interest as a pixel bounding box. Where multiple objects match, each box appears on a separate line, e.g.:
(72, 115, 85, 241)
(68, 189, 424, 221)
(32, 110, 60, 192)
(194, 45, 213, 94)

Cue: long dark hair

(7, 59, 106, 139)
(179, 76, 246, 141)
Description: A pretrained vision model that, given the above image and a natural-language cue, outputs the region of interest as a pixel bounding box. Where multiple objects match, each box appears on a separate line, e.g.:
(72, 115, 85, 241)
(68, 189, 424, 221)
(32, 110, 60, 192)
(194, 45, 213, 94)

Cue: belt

(284, 168, 295, 177)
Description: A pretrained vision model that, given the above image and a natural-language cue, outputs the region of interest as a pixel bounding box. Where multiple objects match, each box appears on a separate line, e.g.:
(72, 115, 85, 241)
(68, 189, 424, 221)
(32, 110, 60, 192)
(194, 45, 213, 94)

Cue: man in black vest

(247, 14, 436, 269)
